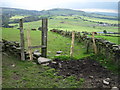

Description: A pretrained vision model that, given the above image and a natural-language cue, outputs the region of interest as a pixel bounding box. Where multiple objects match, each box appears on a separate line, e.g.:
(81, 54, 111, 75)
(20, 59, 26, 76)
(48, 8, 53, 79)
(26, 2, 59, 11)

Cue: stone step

(38, 57, 51, 64)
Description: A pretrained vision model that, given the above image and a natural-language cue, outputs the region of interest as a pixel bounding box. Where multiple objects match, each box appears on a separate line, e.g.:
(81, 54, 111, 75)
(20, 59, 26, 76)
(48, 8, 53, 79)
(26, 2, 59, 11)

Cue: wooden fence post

(78, 32, 81, 42)
(70, 31, 75, 57)
(86, 40, 90, 53)
(41, 18, 48, 57)
(27, 29, 33, 60)
(92, 32, 97, 54)
(19, 19, 25, 60)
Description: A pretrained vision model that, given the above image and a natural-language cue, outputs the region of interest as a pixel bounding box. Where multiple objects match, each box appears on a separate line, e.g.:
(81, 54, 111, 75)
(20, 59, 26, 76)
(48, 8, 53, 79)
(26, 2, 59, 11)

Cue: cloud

(77, 9, 118, 13)
(1, 0, 73, 10)
(0, 0, 119, 11)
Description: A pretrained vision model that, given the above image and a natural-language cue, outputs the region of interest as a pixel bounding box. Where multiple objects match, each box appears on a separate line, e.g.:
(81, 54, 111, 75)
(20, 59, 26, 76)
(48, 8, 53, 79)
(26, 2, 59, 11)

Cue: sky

(0, 0, 119, 13)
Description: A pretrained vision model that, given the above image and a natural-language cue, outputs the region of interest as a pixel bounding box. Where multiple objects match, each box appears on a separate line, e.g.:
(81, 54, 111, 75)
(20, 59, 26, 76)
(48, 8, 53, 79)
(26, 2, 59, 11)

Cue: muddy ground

(48, 58, 120, 88)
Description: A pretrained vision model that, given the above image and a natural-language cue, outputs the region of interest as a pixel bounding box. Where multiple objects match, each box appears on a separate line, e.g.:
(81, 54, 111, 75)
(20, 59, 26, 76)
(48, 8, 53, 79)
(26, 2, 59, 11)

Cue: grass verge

(88, 53, 120, 74)
(2, 52, 84, 88)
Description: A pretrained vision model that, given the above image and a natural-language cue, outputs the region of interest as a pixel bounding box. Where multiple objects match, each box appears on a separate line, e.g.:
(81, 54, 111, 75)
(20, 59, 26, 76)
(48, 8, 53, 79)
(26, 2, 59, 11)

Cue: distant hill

(2, 7, 41, 16)
(93, 12, 117, 17)
(2, 7, 117, 17)
(1, 7, 108, 16)
(1, 7, 118, 27)
(1, 7, 87, 16)
(43, 8, 85, 16)
(2, 7, 115, 17)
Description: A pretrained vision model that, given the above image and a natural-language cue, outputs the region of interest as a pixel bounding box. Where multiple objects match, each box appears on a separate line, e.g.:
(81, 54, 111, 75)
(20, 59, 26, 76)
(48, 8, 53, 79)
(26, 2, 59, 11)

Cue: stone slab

(38, 57, 51, 64)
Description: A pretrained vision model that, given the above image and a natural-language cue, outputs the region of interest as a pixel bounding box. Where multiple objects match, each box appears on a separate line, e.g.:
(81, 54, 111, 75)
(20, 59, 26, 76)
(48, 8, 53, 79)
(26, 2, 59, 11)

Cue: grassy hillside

(2, 7, 119, 55)
(2, 7, 118, 24)
(2, 52, 84, 88)
(2, 7, 119, 88)
(46, 8, 85, 16)
(8, 13, 119, 45)
(2, 7, 118, 34)
(10, 15, 29, 20)
(9, 15, 118, 33)
(2, 7, 41, 15)
(80, 16, 117, 24)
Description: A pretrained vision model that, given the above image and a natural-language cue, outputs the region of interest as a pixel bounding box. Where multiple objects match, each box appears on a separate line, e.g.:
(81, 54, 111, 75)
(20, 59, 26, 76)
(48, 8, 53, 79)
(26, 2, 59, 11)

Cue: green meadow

(80, 16, 118, 24)
(9, 15, 118, 32)
(2, 8, 119, 88)
(3, 15, 119, 59)
(2, 28, 92, 59)
(94, 35, 119, 45)
(10, 15, 29, 20)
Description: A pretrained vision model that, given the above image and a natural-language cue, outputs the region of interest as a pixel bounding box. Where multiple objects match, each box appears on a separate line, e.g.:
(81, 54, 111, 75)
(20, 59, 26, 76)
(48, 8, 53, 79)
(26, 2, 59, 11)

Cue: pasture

(2, 28, 91, 59)
(8, 15, 119, 45)
(10, 15, 29, 20)
(80, 16, 118, 24)
(2, 12, 120, 88)
(9, 15, 118, 33)
(94, 35, 119, 45)
(3, 14, 119, 58)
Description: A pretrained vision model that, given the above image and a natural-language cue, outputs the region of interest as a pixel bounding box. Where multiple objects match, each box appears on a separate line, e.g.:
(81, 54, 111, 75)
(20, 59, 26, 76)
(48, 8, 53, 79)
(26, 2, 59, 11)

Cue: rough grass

(88, 54, 120, 74)
(2, 53, 84, 88)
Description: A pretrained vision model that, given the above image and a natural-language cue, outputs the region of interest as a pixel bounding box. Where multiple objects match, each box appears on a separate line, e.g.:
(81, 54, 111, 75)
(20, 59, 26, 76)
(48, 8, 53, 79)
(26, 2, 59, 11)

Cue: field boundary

(50, 29, 120, 63)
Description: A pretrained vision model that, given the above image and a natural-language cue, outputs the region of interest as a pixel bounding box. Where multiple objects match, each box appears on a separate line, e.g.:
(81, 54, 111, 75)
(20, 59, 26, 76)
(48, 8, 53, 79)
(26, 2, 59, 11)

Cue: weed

(88, 53, 120, 74)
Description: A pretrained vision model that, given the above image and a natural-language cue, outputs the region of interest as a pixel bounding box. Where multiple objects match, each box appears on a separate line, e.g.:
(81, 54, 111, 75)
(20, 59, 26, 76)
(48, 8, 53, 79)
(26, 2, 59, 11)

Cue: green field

(94, 35, 119, 45)
(3, 14, 119, 59)
(8, 15, 119, 45)
(2, 28, 92, 59)
(87, 34, 120, 45)
(10, 15, 29, 20)
(2, 27, 119, 61)
(9, 15, 118, 33)
(2, 8, 119, 88)
(80, 16, 118, 24)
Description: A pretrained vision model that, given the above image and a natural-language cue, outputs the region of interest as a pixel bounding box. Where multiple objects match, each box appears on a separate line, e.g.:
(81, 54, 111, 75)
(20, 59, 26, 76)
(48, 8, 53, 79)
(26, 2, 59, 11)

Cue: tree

(103, 30, 107, 34)
(38, 27, 42, 31)
(2, 14, 10, 27)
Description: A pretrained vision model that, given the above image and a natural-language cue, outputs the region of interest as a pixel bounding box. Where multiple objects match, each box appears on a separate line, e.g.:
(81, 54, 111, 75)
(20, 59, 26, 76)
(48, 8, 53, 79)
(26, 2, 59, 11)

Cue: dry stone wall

(50, 29, 120, 63)
(1, 39, 41, 60)
(2, 39, 29, 59)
